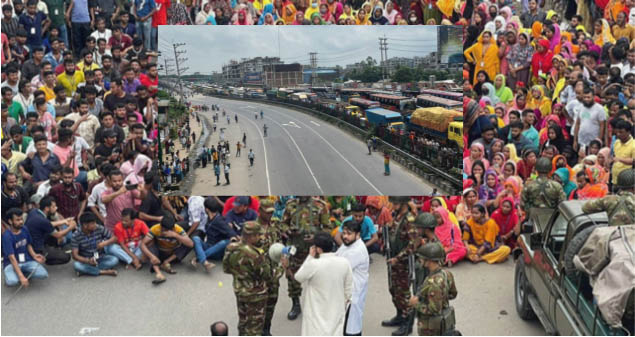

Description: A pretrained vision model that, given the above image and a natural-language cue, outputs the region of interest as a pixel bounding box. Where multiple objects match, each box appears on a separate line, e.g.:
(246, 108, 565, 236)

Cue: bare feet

(203, 261, 215, 273)
(191, 257, 199, 268)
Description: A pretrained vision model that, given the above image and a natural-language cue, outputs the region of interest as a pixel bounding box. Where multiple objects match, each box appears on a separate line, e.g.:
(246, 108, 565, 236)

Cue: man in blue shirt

(334, 204, 380, 255)
(20, 135, 60, 189)
(2, 208, 48, 287)
(191, 197, 239, 271)
(224, 196, 258, 234)
(24, 195, 75, 265)
(133, 0, 156, 51)
(19, 0, 50, 51)
(67, 0, 92, 59)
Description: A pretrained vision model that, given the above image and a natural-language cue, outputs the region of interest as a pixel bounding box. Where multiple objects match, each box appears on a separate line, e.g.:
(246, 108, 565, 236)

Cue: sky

(158, 26, 447, 74)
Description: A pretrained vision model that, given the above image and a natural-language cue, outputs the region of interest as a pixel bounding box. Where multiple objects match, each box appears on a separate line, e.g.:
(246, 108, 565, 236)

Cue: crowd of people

(463, 0, 635, 234)
(168, 0, 465, 25)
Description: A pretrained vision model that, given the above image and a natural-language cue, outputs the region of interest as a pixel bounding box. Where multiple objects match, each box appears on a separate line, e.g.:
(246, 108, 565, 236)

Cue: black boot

(287, 297, 301, 320)
(391, 313, 412, 336)
(262, 321, 272, 336)
(381, 310, 404, 327)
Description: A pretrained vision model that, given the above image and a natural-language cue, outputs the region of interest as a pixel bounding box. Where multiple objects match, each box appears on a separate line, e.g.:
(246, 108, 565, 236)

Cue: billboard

(437, 26, 462, 64)
(244, 72, 262, 84)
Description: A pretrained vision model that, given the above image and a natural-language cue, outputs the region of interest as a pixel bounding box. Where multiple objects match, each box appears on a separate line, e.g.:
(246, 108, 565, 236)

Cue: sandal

(161, 263, 177, 274)
(152, 276, 166, 285)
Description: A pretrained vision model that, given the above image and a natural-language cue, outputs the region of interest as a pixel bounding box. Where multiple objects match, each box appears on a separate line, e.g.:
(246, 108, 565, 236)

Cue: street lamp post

(157, 99, 169, 174)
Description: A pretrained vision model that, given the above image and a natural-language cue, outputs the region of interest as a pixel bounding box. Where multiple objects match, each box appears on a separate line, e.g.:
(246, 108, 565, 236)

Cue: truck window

(545, 213, 568, 262)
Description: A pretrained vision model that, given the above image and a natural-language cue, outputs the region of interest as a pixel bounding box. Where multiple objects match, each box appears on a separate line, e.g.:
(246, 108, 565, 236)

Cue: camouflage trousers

(417, 324, 441, 336)
(236, 297, 266, 336)
(264, 280, 280, 327)
(389, 262, 412, 318)
(286, 249, 308, 298)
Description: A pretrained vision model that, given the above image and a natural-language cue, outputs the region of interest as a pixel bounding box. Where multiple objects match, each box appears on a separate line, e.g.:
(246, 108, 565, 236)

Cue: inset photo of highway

(157, 26, 462, 196)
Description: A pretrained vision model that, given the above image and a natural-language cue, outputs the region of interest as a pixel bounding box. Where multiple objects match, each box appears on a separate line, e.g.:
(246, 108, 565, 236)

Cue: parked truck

(365, 107, 405, 130)
(406, 107, 463, 148)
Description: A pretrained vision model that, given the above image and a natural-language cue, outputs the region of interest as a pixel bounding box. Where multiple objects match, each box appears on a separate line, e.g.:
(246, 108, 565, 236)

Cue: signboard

(244, 72, 262, 84)
(438, 26, 462, 64)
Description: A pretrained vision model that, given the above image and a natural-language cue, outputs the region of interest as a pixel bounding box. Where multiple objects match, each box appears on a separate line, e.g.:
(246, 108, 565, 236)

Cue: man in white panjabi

(336, 219, 370, 336)
(282, 232, 353, 336)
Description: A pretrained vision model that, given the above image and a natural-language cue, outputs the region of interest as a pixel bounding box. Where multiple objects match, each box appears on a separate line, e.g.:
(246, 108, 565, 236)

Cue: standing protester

(248, 149, 255, 167)
(336, 219, 370, 336)
(236, 141, 241, 157)
(367, 138, 372, 155)
(222, 221, 271, 336)
(281, 231, 353, 336)
(223, 162, 230, 185)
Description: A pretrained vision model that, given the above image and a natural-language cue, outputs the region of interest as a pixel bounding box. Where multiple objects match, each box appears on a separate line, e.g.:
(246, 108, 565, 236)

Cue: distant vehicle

(420, 89, 462, 101)
(406, 107, 463, 148)
(416, 94, 462, 110)
(365, 107, 404, 131)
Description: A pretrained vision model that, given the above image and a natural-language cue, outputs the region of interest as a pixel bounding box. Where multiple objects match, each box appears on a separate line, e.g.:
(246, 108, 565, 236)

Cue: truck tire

(563, 225, 598, 277)
(515, 258, 536, 320)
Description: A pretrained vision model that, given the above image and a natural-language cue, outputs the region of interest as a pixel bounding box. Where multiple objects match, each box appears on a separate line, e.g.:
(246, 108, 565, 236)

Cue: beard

(342, 238, 354, 246)
(582, 100, 595, 108)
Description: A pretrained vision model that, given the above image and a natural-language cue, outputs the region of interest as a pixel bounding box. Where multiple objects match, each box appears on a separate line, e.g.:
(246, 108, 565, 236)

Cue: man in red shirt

(108, 25, 133, 52)
(139, 63, 158, 97)
(151, 0, 170, 51)
(112, 208, 149, 270)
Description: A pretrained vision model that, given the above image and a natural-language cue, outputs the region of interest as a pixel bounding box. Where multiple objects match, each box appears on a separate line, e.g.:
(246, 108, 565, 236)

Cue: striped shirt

(71, 226, 113, 258)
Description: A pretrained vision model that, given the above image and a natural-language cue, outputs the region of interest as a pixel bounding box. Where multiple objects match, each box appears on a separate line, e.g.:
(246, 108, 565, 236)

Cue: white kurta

(295, 253, 353, 336)
(336, 239, 370, 334)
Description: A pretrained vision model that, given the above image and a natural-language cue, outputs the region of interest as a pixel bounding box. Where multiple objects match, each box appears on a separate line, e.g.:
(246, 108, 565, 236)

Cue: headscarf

(598, 147, 612, 170)
(431, 197, 459, 229)
(547, 22, 561, 51)
(436, 0, 454, 17)
(630, 8, 635, 27)
(433, 206, 465, 250)
(356, 9, 370, 24)
(494, 15, 506, 36)
(304, 0, 319, 19)
(327, 0, 343, 20)
(577, 167, 609, 199)
(292, 10, 304, 24)
(531, 39, 553, 78)
(479, 169, 503, 200)
(282, 2, 297, 24)
(484, 21, 496, 35)
(494, 74, 513, 104)
(554, 167, 577, 197)
(503, 176, 521, 201)
(233, 7, 253, 24)
(369, 5, 388, 24)
(383, 0, 398, 24)
(258, 3, 279, 24)
(499, 6, 512, 21)
(124, 154, 152, 186)
(311, 11, 325, 24)
(550, 154, 574, 179)
(594, 18, 616, 46)
(482, 82, 500, 105)
(531, 21, 543, 40)
(504, 143, 520, 163)
(464, 143, 489, 176)
(319, 2, 334, 22)
(527, 84, 552, 118)
(490, 197, 519, 237)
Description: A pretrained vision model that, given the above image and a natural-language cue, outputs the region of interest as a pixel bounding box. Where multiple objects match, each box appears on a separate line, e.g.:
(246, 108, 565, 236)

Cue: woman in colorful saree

(433, 206, 467, 267)
(463, 204, 511, 264)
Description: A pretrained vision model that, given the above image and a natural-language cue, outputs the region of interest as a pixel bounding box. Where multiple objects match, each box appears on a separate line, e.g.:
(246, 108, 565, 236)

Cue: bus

(369, 93, 416, 113)
(416, 95, 462, 110)
(420, 89, 462, 101)
(349, 98, 380, 110)
(338, 88, 376, 101)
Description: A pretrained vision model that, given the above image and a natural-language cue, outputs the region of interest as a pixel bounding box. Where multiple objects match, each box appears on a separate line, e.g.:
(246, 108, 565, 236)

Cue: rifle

(383, 225, 392, 289)
(408, 253, 417, 295)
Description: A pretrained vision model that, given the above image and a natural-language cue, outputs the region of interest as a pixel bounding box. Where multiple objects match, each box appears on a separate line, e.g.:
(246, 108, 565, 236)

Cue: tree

(365, 56, 377, 67)
(392, 66, 414, 82)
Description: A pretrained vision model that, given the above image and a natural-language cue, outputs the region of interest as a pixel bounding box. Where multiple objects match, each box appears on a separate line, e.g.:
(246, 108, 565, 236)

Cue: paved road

(1, 253, 544, 336)
(181, 94, 438, 195)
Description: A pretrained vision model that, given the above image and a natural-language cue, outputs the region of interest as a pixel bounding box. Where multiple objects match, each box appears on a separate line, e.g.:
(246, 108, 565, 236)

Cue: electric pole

(309, 52, 317, 87)
(173, 43, 188, 102)
(379, 36, 388, 84)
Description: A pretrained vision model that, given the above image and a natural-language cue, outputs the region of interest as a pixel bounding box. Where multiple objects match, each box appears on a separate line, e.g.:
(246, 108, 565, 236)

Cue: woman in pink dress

(433, 206, 467, 267)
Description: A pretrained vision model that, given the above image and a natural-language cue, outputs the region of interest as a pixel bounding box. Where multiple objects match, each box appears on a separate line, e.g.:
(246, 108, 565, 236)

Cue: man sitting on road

(2, 208, 49, 287)
(71, 212, 119, 277)
(24, 196, 76, 265)
(112, 208, 149, 270)
(140, 215, 193, 284)
(224, 196, 258, 234)
(191, 197, 239, 272)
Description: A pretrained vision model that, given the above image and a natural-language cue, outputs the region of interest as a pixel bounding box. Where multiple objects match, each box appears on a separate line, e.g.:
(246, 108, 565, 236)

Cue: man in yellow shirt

(611, 12, 635, 41)
(76, 51, 100, 72)
(56, 59, 85, 97)
(38, 71, 57, 101)
(612, 120, 635, 190)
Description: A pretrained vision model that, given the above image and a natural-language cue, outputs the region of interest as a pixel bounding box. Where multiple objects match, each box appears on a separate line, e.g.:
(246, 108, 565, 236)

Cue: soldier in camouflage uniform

(582, 169, 635, 227)
(256, 199, 285, 336)
(521, 157, 567, 217)
(382, 196, 416, 336)
(281, 196, 331, 320)
(410, 243, 457, 336)
(222, 221, 272, 336)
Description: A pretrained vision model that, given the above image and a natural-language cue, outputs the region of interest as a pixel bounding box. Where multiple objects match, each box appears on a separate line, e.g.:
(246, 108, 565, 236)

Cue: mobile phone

(125, 183, 138, 190)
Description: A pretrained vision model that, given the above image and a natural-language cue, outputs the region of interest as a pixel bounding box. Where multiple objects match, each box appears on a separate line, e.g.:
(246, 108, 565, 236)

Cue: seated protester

(125, 38, 146, 62)
(34, 97, 57, 141)
(76, 50, 100, 72)
(139, 173, 183, 228)
(2, 141, 27, 185)
(508, 121, 533, 155)
(24, 125, 56, 155)
(432, 207, 467, 267)
(95, 111, 126, 146)
(123, 123, 153, 159)
(56, 59, 85, 98)
(2, 208, 48, 287)
(86, 161, 113, 223)
(101, 169, 144, 231)
(48, 166, 87, 221)
(27, 90, 57, 118)
(94, 130, 122, 164)
(224, 196, 258, 234)
(2, 87, 25, 124)
(123, 113, 141, 138)
(83, 85, 104, 117)
(71, 212, 119, 277)
(38, 69, 57, 101)
(65, 99, 101, 148)
(462, 204, 511, 264)
(121, 66, 141, 96)
(34, 164, 62, 201)
(20, 134, 61, 190)
(48, 84, 72, 121)
(112, 208, 149, 269)
(334, 204, 380, 254)
(104, 78, 133, 116)
(140, 215, 194, 283)
(9, 124, 32, 154)
(76, 70, 104, 98)
(488, 197, 520, 250)
(191, 197, 239, 271)
(95, 38, 111, 68)
(24, 196, 75, 265)
(107, 25, 133, 53)
(1, 173, 29, 231)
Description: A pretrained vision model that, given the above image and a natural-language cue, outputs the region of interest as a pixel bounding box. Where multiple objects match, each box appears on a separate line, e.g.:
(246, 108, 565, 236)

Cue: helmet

(242, 221, 263, 235)
(259, 199, 275, 213)
(416, 242, 445, 262)
(616, 169, 635, 190)
(414, 213, 437, 229)
(536, 157, 552, 174)
(388, 196, 410, 204)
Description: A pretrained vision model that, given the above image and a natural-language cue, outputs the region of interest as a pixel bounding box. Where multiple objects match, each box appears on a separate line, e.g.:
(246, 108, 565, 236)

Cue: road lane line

(310, 121, 320, 126)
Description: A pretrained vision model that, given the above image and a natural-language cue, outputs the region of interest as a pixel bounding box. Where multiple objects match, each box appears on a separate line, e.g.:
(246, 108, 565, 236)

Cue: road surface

(1, 253, 544, 336)
(180, 94, 438, 195)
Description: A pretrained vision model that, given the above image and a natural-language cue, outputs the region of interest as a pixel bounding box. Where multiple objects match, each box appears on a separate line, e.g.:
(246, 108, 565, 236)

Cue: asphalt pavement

(1, 252, 544, 336)
(180, 94, 438, 196)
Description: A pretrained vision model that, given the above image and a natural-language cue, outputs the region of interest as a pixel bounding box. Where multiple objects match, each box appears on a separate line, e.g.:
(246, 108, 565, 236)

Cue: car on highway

(513, 201, 632, 336)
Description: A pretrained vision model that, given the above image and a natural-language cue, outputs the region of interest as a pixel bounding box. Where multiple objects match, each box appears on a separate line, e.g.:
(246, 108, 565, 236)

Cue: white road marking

(233, 109, 272, 195)
(310, 121, 320, 126)
(282, 121, 301, 128)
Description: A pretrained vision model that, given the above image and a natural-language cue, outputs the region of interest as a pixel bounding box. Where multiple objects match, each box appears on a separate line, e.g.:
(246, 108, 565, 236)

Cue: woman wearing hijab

(304, 0, 320, 19)
(326, 0, 343, 20)
(489, 197, 520, 249)
(482, 82, 501, 105)
(356, 8, 370, 24)
(464, 31, 500, 85)
(291, 10, 304, 24)
(499, 30, 516, 77)
(503, 143, 520, 163)
(597, 147, 611, 183)
(463, 204, 511, 264)
(258, 3, 279, 24)
(530, 39, 553, 83)
(479, 169, 503, 211)
(281, 1, 297, 23)
(527, 85, 552, 118)
(369, 5, 389, 24)
(494, 74, 514, 104)
(195, 2, 214, 24)
(576, 167, 609, 199)
(516, 148, 537, 180)
(553, 167, 577, 198)
(464, 142, 490, 176)
(339, 3, 354, 20)
(430, 197, 460, 229)
(593, 18, 616, 47)
(506, 32, 533, 90)
(433, 207, 467, 267)
(544, 22, 561, 52)
(541, 123, 569, 154)
(456, 187, 478, 225)
(318, 2, 334, 23)
(233, 7, 254, 24)
(383, 0, 398, 24)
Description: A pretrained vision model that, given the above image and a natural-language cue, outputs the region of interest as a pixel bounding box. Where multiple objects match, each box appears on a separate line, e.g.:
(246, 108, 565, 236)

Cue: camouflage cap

(616, 168, 635, 190)
(535, 157, 552, 174)
(416, 242, 445, 262)
(414, 213, 437, 229)
(260, 199, 275, 213)
(242, 221, 263, 235)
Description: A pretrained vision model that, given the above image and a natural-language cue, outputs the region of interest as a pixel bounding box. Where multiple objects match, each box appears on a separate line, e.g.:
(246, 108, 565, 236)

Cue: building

(262, 63, 303, 88)
(221, 57, 282, 84)
(302, 67, 340, 84)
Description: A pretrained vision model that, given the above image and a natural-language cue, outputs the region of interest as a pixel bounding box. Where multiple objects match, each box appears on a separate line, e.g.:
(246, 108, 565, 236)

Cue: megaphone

(269, 243, 297, 263)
